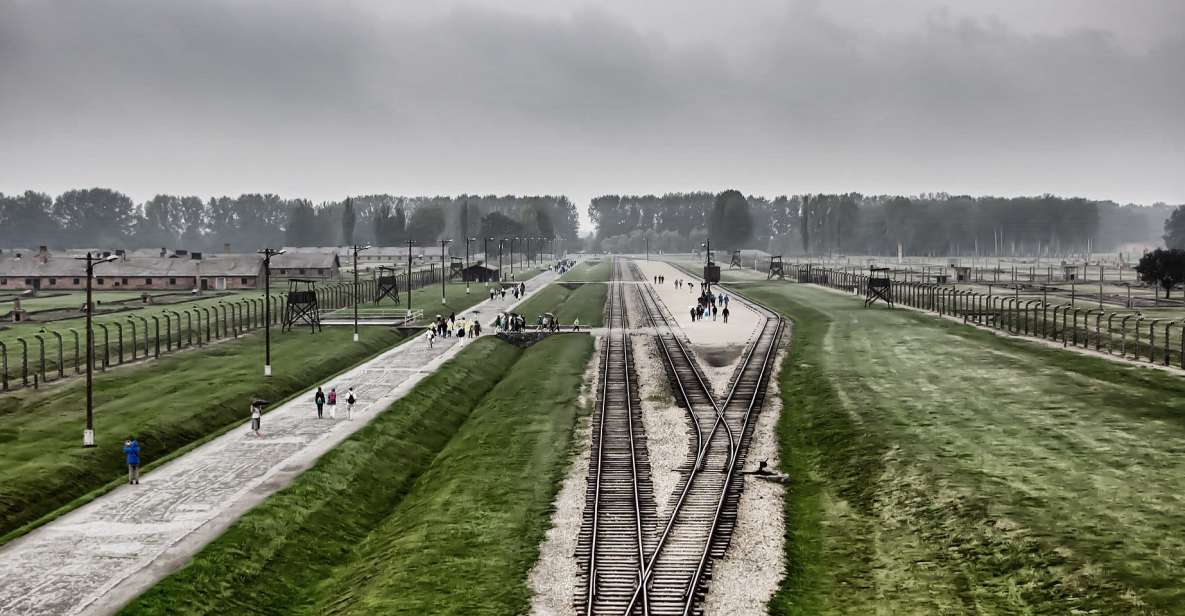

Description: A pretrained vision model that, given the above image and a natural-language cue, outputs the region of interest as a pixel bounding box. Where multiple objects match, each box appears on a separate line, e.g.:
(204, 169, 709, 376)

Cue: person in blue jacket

(123, 436, 141, 485)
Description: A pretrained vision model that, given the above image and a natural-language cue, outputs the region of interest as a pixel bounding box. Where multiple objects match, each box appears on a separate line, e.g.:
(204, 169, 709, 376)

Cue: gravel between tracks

(528, 336, 600, 616)
(702, 339, 789, 616)
(631, 334, 690, 518)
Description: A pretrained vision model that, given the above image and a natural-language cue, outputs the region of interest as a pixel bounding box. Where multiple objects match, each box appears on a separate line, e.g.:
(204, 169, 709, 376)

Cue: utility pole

(465, 237, 473, 294)
(497, 238, 504, 282)
(352, 244, 371, 342)
(75, 252, 117, 447)
(440, 238, 451, 305)
(484, 237, 492, 287)
(510, 237, 517, 280)
(257, 248, 285, 376)
(405, 240, 414, 312)
(703, 237, 712, 297)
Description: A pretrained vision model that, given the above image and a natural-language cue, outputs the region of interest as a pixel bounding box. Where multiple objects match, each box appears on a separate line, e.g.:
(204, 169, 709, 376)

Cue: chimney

(38, 245, 49, 264)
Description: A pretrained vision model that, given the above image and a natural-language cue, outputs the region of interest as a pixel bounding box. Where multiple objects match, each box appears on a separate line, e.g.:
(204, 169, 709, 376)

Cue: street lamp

(465, 237, 475, 294)
(405, 240, 415, 312)
(440, 238, 451, 305)
(74, 252, 118, 447)
(511, 237, 518, 280)
(351, 244, 371, 342)
(258, 248, 285, 376)
(498, 238, 504, 282)
(484, 237, 493, 287)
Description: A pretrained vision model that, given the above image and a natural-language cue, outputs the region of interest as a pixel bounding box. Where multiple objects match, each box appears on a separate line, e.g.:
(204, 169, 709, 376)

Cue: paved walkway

(0, 270, 560, 616)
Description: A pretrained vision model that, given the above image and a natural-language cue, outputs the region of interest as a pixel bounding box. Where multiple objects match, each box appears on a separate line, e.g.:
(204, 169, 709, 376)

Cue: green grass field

(738, 281, 1185, 615)
(516, 282, 608, 327)
(121, 334, 593, 615)
(560, 258, 612, 282)
(0, 327, 404, 541)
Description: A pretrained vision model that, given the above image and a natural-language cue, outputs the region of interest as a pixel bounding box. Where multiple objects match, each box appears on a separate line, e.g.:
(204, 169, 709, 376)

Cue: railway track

(576, 259, 656, 615)
(624, 260, 784, 616)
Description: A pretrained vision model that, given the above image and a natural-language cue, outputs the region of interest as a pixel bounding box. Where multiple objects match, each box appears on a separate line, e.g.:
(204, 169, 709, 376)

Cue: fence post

(69, 329, 80, 373)
(34, 334, 46, 384)
(152, 316, 161, 358)
(51, 330, 64, 378)
(126, 319, 137, 360)
(0, 341, 7, 391)
(114, 321, 124, 364)
(18, 337, 28, 386)
(97, 323, 110, 370)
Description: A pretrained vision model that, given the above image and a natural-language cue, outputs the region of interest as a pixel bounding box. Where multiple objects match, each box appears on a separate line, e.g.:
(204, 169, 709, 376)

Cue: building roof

(0, 254, 264, 278)
(271, 251, 340, 270)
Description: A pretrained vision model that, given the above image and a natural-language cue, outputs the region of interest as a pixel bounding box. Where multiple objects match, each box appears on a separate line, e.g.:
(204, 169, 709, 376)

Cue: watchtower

(864, 266, 893, 308)
(729, 249, 743, 269)
(374, 266, 399, 304)
(703, 260, 721, 284)
(955, 266, 972, 282)
(283, 279, 322, 332)
(768, 255, 786, 280)
(449, 256, 465, 280)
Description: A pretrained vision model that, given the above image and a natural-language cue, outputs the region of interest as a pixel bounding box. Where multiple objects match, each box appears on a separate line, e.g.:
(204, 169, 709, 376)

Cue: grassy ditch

(560, 258, 612, 282)
(0, 327, 404, 540)
(516, 282, 608, 327)
(121, 334, 593, 615)
(745, 281, 1185, 615)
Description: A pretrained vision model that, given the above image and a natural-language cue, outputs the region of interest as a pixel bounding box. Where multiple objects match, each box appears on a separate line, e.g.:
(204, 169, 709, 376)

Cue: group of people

(428, 312, 481, 346)
(653, 275, 666, 284)
(312, 387, 357, 422)
(496, 312, 529, 332)
(488, 281, 529, 302)
(690, 290, 731, 323)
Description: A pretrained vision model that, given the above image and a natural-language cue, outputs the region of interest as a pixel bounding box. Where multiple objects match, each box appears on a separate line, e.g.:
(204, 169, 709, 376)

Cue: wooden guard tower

(729, 249, 743, 269)
(449, 257, 464, 280)
(374, 266, 399, 304)
(283, 279, 322, 332)
(865, 266, 893, 308)
(768, 255, 786, 280)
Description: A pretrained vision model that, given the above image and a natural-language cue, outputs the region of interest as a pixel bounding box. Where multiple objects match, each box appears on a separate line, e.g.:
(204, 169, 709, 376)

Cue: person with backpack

(314, 387, 326, 419)
(346, 388, 357, 420)
(123, 436, 141, 485)
(327, 387, 338, 419)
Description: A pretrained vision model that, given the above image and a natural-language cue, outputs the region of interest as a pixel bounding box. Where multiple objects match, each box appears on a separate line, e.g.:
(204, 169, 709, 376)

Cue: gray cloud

(0, 0, 1181, 227)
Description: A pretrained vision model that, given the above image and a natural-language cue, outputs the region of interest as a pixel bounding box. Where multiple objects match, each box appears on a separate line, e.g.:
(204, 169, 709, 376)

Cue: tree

(285, 200, 319, 246)
(479, 211, 523, 241)
(708, 189, 753, 250)
(406, 204, 446, 241)
(0, 191, 59, 246)
(1163, 206, 1185, 250)
(53, 188, 135, 246)
(1136, 248, 1185, 298)
(341, 197, 356, 246)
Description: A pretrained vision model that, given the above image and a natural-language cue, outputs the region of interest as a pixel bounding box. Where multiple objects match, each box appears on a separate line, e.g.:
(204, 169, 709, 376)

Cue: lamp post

(702, 237, 712, 297)
(465, 237, 474, 294)
(351, 244, 371, 342)
(510, 237, 517, 280)
(498, 238, 504, 282)
(258, 248, 285, 376)
(75, 252, 118, 447)
(405, 240, 415, 312)
(484, 237, 492, 287)
(440, 238, 451, 305)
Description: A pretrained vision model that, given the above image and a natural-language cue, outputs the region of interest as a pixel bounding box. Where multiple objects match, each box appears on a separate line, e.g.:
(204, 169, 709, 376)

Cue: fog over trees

(0, 190, 579, 251)
(591, 191, 1179, 256)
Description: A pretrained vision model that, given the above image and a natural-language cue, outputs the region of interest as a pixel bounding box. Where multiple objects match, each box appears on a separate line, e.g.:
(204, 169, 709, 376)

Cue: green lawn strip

(312, 334, 593, 615)
(408, 271, 545, 322)
(120, 337, 521, 616)
(746, 281, 1185, 614)
(559, 259, 611, 282)
(516, 282, 608, 327)
(0, 327, 405, 539)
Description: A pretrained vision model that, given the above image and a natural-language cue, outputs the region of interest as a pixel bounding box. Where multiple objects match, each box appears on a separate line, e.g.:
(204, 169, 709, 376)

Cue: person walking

(519, 282, 526, 295)
(428, 328, 436, 348)
(314, 387, 326, 419)
(722, 306, 730, 323)
(328, 387, 338, 419)
(346, 388, 357, 420)
(250, 400, 263, 437)
(573, 316, 580, 332)
(123, 436, 141, 485)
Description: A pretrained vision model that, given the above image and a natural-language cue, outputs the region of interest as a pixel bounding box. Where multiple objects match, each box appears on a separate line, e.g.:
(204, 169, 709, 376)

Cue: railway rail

(626, 260, 783, 616)
(577, 259, 656, 615)
(576, 258, 783, 615)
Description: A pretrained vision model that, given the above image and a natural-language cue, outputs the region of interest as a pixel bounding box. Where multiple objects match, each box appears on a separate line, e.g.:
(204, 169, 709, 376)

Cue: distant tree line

(591, 191, 1177, 257)
(0, 189, 580, 252)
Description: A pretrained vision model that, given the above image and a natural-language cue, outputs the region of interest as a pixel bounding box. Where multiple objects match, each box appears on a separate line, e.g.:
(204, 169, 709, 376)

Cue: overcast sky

(1, 0, 1182, 230)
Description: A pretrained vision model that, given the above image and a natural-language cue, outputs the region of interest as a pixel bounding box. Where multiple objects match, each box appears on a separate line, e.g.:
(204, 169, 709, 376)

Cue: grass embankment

(743, 281, 1185, 615)
(406, 270, 545, 320)
(122, 334, 593, 615)
(560, 259, 611, 282)
(516, 282, 608, 327)
(0, 327, 404, 541)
